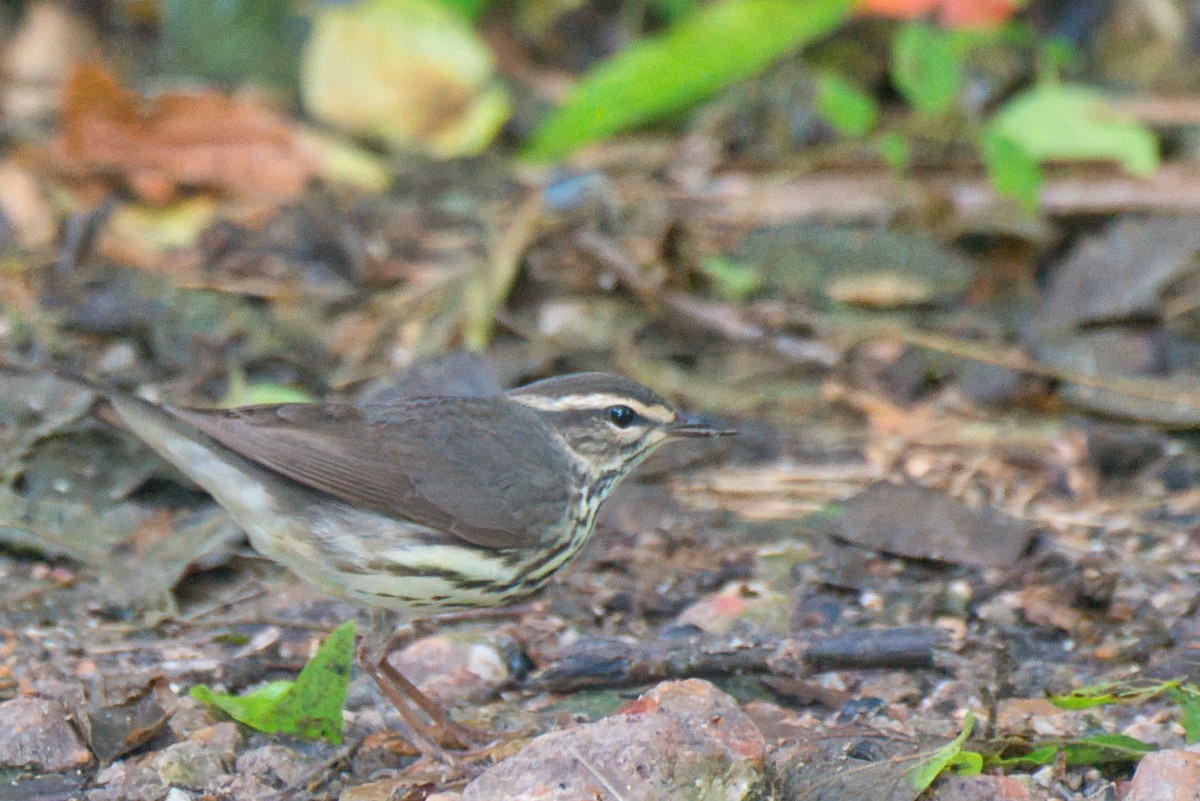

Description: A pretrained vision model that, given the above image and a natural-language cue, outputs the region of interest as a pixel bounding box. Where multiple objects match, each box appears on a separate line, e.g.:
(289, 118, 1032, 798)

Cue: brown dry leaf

(1020, 584, 1084, 633)
(44, 63, 319, 202)
(994, 698, 1083, 738)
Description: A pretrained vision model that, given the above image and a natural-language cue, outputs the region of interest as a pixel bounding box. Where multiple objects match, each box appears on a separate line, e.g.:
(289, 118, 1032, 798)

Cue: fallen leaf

(858, 0, 1019, 28)
(301, 0, 509, 157)
(45, 63, 320, 202)
(191, 620, 355, 743)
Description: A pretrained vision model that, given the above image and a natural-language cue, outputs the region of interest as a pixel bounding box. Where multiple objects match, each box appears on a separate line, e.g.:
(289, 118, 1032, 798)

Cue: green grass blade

(523, 0, 852, 162)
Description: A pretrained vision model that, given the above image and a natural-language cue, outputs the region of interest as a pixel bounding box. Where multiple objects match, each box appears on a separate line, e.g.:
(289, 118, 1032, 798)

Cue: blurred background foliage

(14, 0, 1162, 209)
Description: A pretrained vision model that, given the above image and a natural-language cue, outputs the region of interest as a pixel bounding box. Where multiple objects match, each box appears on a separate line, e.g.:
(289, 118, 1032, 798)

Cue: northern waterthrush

(47, 370, 733, 754)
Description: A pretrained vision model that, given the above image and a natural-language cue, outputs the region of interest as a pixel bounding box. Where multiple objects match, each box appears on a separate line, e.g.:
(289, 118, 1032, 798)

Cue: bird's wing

(168, 397, 576, 550)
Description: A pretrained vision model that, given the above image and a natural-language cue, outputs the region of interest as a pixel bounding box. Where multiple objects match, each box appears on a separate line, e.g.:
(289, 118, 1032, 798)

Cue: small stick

(530, 626, 952, 692)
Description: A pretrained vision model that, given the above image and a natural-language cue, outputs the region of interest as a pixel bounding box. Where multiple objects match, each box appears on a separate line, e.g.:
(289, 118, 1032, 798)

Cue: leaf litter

(6, 6, 1200, 801)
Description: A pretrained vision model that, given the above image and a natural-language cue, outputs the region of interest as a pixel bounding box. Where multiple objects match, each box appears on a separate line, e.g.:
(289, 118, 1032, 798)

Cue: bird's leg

(357, 646, 457, 761)
(374, 656, 496, 749)
(358, 610, 498, 757)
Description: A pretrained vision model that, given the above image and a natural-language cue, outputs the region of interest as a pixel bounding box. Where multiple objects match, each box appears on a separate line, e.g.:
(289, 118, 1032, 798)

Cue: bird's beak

(668, 414, 737, 438)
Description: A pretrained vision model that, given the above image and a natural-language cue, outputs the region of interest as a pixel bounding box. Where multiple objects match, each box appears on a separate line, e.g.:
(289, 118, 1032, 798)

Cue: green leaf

(989, 83, 1159, 178)
(949, 749, 984, 776)
(191, 620, 356, 743)
(815, 72, 879, 138)
(994, 735, 1156, 769)
(890, 22, 966, 115)
(1167, 686, 1200, 744)
(1049, 680, 1174, 710)
(161, 0, 302, 90)
(523, 0, 853, 162)
(431, 0, 494, 20)
(700, 256, 764, 301)
(1036, 35, 1077, 79)
(992, 743, 1059, 768)
(879, 131, 909, 171)
(982, 129, 1042, 212)
(219, 368, 315, 408)
(1049, 683, 1123, 710)
(909, 711, 976, 792)
(1062, 733, 1156, 766)
(649, 0, 700, 22)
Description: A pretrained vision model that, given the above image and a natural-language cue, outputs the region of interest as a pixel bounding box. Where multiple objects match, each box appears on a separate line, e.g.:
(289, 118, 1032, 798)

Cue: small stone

(340, 778, 405, 801)
(190, 722, 240, 756)
(350, 731, 420, 776)
(1030, 765, 1055, 788)
(935, 774, 1037, 801)
(0, 696, 92, 771)
(153, 723, 239, 790)
(163, 788, 193, 801)
(166, 697, 220, 739)
(342, 777, 462, 801)
(1128, 743, 1200, 801)
(234, 744, 310, 789)
(461, 679, 764, 801)
(87, 759, 169, 801)
(392, 635, 510, 707)
(154, 741, 224, 790)
(672, 581, 791, 636)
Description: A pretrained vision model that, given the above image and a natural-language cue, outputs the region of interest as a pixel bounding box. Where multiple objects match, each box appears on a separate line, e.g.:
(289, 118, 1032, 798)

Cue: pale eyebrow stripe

(514, 392, 674, 422)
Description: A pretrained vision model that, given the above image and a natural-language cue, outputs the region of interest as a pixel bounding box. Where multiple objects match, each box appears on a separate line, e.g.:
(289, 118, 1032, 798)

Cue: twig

(529, 626, 952, 693)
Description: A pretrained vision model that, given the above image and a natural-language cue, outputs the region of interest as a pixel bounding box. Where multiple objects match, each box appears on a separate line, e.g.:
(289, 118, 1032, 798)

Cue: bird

(45, 368, 734, 757)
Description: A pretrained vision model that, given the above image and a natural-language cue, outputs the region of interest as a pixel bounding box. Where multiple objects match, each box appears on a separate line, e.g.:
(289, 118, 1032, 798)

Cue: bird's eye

(607, 405, 635, 428)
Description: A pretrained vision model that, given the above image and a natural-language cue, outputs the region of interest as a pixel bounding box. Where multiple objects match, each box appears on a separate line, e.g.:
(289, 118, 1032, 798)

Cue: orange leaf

(857, 0, 1019, 27)
(856, 0, 939, 19)
(937, 0, 1020, 27)
(47, 63, 318, 202)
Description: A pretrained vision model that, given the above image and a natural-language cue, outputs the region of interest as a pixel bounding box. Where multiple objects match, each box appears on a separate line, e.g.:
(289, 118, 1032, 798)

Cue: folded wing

(168, 397, 575, 550)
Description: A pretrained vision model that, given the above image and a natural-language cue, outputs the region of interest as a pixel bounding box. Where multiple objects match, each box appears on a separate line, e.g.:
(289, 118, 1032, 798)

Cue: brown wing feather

(167, 397, 575, 550)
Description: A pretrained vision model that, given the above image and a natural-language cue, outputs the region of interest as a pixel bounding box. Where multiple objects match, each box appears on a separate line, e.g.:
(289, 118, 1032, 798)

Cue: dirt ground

(4, 2, 1200, 799)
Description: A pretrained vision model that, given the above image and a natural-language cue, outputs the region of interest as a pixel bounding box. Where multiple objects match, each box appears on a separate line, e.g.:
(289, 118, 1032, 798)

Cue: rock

(340, 768, 462, 801)
(392, 635, 510, 707)
(1127, 743, 1200, 801)
(341, 778, 408, 801)
(153, 722, 239, 789)
(672, 581, 791, 636)
(933, 774, 1041, 800)
(234, 743, 311, 788)
(87, 759, 169, 801)
(220, 743, 315, 798)
(166, 697, 220, 739)
(831, 483, 1032, 570)
(0, 696, 92, 771)
(462, 679, 764, 801)
(87, 676, 176, 763)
